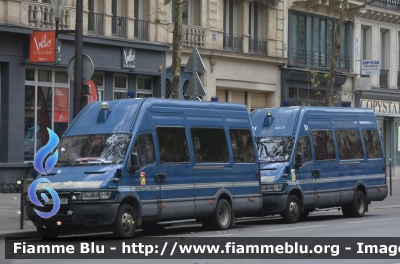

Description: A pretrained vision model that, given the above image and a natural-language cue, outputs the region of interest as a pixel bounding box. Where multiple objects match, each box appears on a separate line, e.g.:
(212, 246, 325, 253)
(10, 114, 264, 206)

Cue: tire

(141, 221, 165, 233)
(341, 205, 351, 217)
(36, 226, 60, 239)
(349, 191, 366, 217)
(210, 199, 231, 230)
(281, 195, 300, 223)
(112, 204, 137, 238)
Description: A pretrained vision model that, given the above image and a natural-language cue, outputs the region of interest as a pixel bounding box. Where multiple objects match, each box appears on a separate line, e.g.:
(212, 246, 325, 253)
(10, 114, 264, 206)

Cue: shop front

(0, 28, 168, 183)
(356, 90, 400, 178)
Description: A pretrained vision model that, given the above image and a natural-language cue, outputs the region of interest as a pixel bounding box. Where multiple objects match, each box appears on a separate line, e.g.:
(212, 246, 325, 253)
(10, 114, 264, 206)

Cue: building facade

(352, 0, 400, 177)
(0, 0, 169, 182)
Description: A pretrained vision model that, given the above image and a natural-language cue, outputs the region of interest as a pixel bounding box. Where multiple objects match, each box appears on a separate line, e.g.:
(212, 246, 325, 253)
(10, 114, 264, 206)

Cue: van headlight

(261, 184, 283, 192)
(82, 191, 112, 200)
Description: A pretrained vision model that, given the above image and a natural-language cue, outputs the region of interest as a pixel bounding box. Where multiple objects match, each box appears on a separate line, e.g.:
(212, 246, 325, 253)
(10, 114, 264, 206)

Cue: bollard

(19, 179, 23, 229)
(390, 159, 392, 196)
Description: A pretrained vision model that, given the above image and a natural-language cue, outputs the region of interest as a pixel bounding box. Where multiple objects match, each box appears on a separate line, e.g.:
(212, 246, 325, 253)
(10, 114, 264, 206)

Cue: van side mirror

(295, 153, 302, 168)
(129, 153, 140, 171)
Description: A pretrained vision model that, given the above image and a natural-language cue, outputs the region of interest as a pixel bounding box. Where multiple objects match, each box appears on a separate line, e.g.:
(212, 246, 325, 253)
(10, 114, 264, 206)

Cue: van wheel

(112, 204, 137, 238)
(349, 191, 366, 217)
(141, 222, 165, 233)
(341, 205, 351, 217)
(211, 199, 231, 230)
(36, 226, 60, 239)
(282, 195, 300, 223)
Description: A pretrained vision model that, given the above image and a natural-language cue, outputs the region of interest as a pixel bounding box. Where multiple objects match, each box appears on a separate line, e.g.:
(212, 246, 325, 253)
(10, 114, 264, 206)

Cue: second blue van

(251, 106, 387, 223)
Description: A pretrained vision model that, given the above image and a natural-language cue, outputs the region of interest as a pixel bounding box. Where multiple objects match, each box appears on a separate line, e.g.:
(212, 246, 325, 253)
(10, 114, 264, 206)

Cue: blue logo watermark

(28, 128, 61, 219)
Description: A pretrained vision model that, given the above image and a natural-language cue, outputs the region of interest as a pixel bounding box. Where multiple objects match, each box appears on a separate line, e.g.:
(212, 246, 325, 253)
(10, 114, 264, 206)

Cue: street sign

(184, 48, 206, 100)
(185, 72, 206, 97)
(67, 54, 94, 83)
(361, 60, 380, 75)
(185, 47, 206, 73)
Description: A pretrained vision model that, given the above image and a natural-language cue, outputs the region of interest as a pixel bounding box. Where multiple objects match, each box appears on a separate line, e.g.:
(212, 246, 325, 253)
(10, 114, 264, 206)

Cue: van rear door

(308, 120, 340, 208)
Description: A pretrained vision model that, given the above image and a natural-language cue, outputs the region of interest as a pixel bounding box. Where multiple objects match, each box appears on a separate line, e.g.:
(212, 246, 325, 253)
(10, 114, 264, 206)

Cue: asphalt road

(2, 206, 400, 264)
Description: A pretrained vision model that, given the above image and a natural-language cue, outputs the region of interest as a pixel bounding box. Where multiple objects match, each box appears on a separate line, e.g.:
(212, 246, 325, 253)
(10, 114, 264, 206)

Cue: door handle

(154, 173, 166, 183)
(311, 169, 320, 177)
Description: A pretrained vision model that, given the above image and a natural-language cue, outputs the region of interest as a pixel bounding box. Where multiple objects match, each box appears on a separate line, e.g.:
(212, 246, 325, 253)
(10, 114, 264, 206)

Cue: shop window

(24, 68, 70, 161)
(156, 127, 190, 163)
(113, 74, 127, 99)
(312, 130, 336, 161)
(132, 134, 155, 168)
(229, 129, 255, 163)
(92, 72, 104, 101)
(137, 76, 152, 98)
(363, 130, 382, 159)
(335, 130, 363, 160)
(191, 128, 229, 163)
(295, 136, 312, 165)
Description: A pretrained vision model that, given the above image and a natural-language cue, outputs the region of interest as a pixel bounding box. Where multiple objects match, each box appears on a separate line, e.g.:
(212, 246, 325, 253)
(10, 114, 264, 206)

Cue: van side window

(312, 130, 336, 161)
(335, 130, 364, 160)
(229, 129, 255, 163)
(191, 128, 229, 163)
(362, 130, 382, 158)
(132, 134, 155, 168)
(295, 136, 312, 164)
(157, 127, 190, 163)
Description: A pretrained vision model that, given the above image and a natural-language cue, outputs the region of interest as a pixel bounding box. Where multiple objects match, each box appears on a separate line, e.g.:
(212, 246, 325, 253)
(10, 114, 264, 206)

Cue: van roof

(251, 106, 376, 137)
(64, 98, 249, 136)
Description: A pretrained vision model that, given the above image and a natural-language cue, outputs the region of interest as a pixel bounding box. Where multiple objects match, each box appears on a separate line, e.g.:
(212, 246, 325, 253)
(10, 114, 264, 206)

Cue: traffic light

(82, 84, 91, 95)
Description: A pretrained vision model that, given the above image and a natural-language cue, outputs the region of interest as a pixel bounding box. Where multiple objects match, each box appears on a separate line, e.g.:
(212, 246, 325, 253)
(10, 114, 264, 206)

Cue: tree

(169, 0, 187, 99)
(325, 0, 376, 106)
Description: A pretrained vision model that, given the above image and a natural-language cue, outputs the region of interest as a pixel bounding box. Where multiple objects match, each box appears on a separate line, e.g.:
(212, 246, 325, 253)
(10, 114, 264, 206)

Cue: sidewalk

(1, 178, 400, 238)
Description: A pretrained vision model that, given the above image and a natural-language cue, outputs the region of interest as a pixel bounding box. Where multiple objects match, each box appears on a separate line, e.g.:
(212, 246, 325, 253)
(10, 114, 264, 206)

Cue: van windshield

(256, 136, 295, 163)
(55, 134, 132, 166)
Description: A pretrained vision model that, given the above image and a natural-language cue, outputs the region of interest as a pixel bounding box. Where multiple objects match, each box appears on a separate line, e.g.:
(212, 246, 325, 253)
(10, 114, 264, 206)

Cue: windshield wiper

(75, 158, 112, 165)
(56, 160, 75, 167)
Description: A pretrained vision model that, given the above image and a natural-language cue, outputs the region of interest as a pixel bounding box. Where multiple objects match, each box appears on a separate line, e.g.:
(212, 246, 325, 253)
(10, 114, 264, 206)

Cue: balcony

(380, 69, 389, 88)
(364, 0, 400, 11)
(24, 1, 72, 30)
(134, 19, 149, 41)
(182, 25, 207, 48)
(291, 48, 350, 71)
(249, 37, 268, 55)
(223, 33, 243, 52)
(88, 13, 104, 35)
(112, 16, 127, 38)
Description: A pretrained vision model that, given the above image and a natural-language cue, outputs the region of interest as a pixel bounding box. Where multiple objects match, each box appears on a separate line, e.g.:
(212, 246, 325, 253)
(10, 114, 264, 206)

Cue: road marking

(261, 225, 327, 232)
(347, 218, 397, 224)
(203, 233, 236, 237)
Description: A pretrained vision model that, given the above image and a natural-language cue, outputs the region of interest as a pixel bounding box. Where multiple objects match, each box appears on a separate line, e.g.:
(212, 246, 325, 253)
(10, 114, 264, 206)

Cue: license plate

(46, 198, 68, 205)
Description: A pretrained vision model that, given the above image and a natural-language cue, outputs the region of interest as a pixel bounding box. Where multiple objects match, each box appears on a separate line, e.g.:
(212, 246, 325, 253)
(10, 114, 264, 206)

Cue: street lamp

(50, 0, 84, 119)
(50, 0, 68, 36)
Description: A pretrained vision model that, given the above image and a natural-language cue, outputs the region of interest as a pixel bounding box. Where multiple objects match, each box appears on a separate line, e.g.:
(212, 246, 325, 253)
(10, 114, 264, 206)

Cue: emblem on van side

(304, 125, 309, 131)
(140, 172, 146, 186)
(291, 169, 296, 181)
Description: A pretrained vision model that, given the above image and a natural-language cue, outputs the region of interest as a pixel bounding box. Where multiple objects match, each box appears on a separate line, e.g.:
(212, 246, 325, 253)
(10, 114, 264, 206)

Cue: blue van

(251, 106, 387, 223)
(27, 98, 262, 238)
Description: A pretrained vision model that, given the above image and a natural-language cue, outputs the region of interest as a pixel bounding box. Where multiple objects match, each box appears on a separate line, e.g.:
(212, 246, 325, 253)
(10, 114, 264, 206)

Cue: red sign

(85, 79, 98, 104)
(29, 31, 56, 63)
(54, 88, 69, 123)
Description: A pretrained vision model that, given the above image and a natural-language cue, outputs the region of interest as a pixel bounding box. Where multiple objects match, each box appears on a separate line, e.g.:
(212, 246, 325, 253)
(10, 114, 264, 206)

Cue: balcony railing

(88, 13, 104, 35)
(182, 25, 207, 48)
(291, 48, 350, 71)
(380, 69, 389, 88)
(223, 33, 243, 52)
(364, 0, 400, 11)
(134, 19, 149, 41)
(25, 1, 71, 29)
(249, 37, 268, 55)
(112, 16, 127, 38)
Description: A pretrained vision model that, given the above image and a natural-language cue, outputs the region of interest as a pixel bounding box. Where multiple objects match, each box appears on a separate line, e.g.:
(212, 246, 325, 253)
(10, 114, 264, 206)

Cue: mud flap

(230, 209, 235, 227)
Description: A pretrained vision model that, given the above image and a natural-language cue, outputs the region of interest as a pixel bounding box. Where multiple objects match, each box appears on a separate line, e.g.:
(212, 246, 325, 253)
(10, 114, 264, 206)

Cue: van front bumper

(259, 194, 288, 215)
(26, 203, 119, 227)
